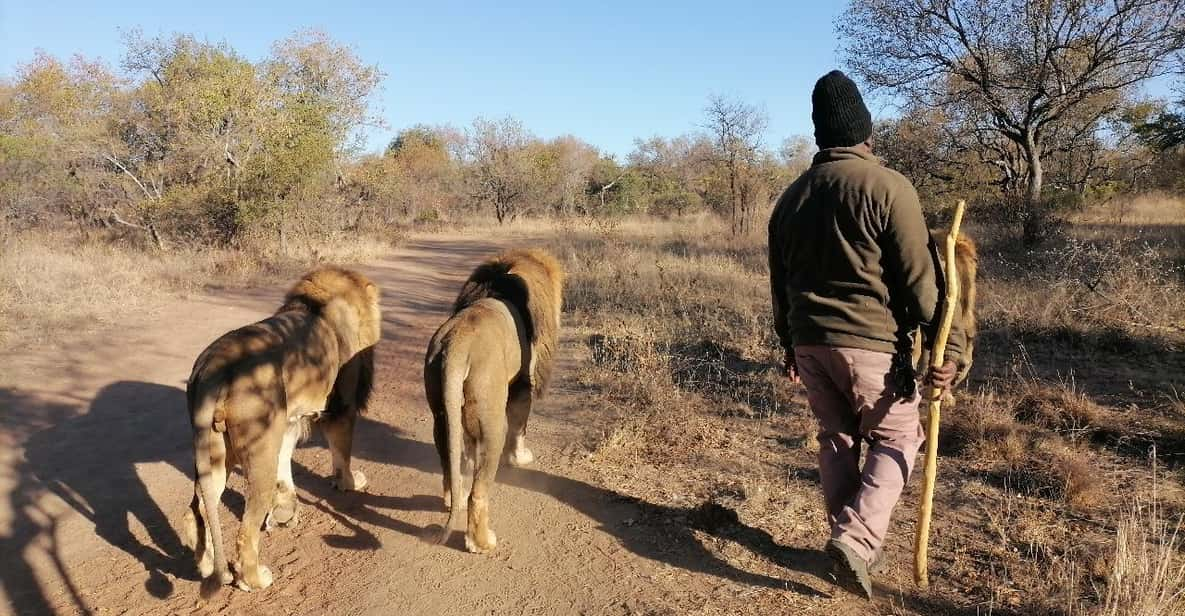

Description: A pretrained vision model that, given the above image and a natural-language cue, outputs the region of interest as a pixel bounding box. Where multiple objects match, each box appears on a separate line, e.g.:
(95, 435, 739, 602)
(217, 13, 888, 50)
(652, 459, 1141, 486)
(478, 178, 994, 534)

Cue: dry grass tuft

(0, 229, 398, 350)
(1012, 382, 1105, 437)
(1097, 476, 1185, 616)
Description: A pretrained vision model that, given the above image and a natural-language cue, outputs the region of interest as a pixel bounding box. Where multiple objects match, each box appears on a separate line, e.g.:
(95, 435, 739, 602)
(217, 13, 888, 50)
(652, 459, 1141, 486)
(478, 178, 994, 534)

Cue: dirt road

(1, 235, 864, 616)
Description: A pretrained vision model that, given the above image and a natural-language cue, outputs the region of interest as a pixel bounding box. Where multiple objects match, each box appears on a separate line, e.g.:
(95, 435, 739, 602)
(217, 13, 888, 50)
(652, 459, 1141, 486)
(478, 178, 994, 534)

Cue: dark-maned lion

(182, 267, 380, 596)
(424, 249, 563, 553)
(914, 230, 978, 393)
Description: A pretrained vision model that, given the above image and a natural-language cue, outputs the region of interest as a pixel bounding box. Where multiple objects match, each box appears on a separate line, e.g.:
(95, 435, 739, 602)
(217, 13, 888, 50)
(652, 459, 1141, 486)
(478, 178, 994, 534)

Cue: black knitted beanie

(811, 70, 873, 149)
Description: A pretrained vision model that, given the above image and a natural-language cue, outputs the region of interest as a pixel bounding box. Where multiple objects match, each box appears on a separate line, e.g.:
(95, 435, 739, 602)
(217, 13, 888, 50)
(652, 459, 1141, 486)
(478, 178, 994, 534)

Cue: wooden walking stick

(913, 199, 966, 589)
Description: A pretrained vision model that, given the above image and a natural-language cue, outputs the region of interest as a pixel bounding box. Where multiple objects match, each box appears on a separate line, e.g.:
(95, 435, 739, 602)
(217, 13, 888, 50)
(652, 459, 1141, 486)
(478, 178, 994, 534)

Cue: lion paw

(234, 565, 273, 592)
(508, 446, 535, 467)
(464, 529, 497, 554)
(197, 551, 215, 578)
(265, 501, 299, 530)
(332, 469, 367, 492)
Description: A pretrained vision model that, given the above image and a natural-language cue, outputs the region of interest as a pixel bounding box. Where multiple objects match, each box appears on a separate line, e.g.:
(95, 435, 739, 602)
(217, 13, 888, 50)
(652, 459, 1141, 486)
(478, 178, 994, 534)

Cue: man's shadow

(21, 381, 196, 600)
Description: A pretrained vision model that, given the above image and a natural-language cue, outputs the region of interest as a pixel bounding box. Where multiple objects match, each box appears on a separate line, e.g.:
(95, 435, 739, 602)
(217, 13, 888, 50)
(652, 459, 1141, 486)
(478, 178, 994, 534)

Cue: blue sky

(2, 1, 1173, 158)
(1, 0, 853, 158)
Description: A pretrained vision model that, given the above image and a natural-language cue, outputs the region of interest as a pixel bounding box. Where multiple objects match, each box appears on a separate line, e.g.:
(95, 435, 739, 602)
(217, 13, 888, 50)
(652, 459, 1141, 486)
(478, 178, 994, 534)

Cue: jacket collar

(812, 146, 880, 167)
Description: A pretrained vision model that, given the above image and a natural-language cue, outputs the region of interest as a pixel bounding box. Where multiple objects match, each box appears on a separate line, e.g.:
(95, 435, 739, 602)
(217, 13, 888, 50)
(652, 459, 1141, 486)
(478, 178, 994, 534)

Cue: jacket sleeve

(768, 210, 792, 354)
(882, 182, 939, 327)
(883, 183, 964, 365)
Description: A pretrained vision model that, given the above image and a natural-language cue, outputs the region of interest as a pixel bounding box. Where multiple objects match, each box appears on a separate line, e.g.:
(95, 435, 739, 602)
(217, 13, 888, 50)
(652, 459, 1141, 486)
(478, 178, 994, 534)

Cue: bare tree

(779, 135, 817, 178)
(839, 0, 1185, 232)
(703, 95, 768, 235)
(465, 117, 535, 224)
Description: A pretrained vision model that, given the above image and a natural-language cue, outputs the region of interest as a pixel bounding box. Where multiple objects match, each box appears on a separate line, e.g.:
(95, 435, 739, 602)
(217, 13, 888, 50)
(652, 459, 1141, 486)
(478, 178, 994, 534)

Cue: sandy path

(0, 235, 854, 616)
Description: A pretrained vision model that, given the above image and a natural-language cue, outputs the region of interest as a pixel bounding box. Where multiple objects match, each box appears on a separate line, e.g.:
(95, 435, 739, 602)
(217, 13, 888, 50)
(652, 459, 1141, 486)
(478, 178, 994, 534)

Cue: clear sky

(0, 0, 854, 158)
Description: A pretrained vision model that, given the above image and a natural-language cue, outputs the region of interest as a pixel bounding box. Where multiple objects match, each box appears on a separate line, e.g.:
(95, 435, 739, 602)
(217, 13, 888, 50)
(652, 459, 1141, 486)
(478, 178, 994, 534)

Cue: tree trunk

(729, 161, 739, 236)
(1022, 132, 1047, 245)
(1025, 146, 1043, 207)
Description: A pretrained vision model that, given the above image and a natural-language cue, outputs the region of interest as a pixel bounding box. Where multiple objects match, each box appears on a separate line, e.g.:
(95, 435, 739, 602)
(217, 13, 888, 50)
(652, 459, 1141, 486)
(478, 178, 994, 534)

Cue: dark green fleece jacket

(768, 147, 964, 361)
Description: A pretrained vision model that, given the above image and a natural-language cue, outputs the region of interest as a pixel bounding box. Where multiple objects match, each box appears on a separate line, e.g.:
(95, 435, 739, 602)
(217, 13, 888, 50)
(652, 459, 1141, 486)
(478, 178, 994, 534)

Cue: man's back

(768, 146, 939, 356)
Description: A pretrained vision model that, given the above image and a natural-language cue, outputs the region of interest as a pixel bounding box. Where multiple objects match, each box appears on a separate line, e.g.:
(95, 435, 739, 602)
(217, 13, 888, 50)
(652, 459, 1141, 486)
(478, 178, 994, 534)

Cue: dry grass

(1098, 483, 1185, 616)
(536, 208, 1185, 615)
(0, 229, 398, 350)
(1074, 192, 1185, 226)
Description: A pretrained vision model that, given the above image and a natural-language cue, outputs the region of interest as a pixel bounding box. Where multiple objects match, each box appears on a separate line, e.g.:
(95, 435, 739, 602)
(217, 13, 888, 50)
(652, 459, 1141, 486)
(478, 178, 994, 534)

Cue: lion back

(454, 249, 564, 396)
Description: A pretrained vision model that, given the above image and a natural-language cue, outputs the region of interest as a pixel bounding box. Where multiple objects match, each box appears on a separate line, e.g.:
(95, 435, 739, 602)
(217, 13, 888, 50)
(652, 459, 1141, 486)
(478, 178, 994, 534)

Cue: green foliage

(1122, 99, 1185, 152)
(0, 30, 381, 247)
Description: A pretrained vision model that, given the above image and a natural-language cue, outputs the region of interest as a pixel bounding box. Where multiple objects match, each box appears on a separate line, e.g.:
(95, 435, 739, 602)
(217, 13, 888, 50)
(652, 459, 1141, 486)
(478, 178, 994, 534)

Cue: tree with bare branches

(703, 94, 768, 234)
(839, 0, 1185, 237)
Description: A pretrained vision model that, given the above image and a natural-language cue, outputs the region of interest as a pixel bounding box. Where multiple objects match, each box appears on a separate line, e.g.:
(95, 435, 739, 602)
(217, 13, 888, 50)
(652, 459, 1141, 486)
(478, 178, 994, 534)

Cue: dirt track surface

(1, 235, 872, 616)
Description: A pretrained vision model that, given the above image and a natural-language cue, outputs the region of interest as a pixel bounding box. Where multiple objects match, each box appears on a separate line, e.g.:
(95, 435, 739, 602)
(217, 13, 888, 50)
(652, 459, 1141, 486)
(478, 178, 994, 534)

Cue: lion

(913, 230, 978, 396)
(181, 266, 380, 596)
(423, 248, 563, 554)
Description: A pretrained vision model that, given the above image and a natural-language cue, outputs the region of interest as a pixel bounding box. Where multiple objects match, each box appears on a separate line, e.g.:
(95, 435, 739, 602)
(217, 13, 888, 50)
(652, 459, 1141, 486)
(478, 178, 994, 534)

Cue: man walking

(768, 70, 964, 599)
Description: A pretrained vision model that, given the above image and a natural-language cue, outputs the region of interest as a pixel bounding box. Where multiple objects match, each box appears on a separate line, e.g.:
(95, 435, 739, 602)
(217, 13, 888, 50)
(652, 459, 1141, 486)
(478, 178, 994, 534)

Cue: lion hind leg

(232, 413, 283, 592)
(466, 410, 505, 554)
(323, 411, 365, 492)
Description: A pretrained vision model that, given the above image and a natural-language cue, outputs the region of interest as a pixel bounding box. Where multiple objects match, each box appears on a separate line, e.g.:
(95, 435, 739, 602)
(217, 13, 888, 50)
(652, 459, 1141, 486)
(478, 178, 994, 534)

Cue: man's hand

(923, 359, 958, 397)
(784, 349, 800, 384)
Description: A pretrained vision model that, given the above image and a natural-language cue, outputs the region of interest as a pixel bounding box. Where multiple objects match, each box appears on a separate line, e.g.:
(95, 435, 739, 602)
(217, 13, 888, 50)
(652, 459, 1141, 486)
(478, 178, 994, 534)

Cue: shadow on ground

(1, 381, 195, 616)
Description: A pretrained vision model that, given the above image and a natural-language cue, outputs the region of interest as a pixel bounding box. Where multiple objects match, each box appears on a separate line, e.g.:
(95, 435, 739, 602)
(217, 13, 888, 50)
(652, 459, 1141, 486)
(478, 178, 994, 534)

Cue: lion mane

(914, 230, 979, 388)
(451, 248, 564, 396)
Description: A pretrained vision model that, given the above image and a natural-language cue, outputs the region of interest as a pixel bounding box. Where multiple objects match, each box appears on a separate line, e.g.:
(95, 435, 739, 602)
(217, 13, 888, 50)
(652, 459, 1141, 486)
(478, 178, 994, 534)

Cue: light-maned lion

(913, 230, 979, 393)
(182, 266, 380, 596)
(424, 249, 563, 553)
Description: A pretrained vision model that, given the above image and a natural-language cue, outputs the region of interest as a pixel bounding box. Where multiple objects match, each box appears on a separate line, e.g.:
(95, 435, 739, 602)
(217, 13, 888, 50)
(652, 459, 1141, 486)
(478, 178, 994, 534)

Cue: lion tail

(438, 348, 468, 545)
(191, 386, 231, 598)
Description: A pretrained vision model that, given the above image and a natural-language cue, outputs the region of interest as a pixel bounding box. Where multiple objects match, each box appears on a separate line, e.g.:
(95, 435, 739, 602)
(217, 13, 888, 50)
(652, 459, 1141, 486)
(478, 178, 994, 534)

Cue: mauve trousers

(794, 345, 925, 562)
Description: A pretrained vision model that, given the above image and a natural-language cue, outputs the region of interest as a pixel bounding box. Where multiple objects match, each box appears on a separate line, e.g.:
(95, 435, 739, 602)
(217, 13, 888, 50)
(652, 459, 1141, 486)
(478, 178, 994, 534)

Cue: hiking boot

(826, 538, 873, 600)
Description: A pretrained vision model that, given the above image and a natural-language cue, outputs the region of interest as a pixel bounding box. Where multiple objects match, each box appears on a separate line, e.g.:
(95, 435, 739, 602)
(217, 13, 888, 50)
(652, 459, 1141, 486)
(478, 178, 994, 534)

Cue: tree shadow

(20, 382, 196, 601)
(1, 381, 198, 615)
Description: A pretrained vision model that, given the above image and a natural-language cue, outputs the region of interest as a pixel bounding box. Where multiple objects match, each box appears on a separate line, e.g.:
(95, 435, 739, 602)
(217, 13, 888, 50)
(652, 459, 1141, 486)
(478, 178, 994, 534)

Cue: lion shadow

(312, 424, 834, 599)
(498, 462, 832, 598)
(0, 381, 205, 614)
